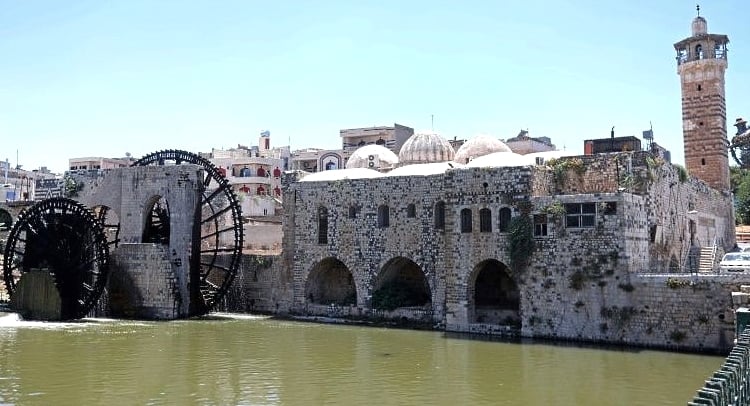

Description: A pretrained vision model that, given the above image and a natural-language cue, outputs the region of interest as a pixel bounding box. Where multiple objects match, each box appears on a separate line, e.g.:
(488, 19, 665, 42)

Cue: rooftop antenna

(431, 114, 434, 132)
(643, 121, 654, 151)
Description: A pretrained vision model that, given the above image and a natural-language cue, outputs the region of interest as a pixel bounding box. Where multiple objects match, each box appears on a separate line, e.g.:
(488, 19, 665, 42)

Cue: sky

(1, 0, 749, 174)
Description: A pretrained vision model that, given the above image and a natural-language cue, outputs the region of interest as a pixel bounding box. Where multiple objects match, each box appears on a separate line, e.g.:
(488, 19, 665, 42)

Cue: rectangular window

(318, 207, 328, 244)
(565, 203, 596, 228)
(378, 205, 390, 228)
(534, 214, 548, 237)
(479, 208, 491, 232)
(460, 208, 472, 233)
(434, 202, 445, 230)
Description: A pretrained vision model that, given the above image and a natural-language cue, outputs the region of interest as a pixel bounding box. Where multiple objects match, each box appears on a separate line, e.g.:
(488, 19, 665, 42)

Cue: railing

(688, 328, 750, 405)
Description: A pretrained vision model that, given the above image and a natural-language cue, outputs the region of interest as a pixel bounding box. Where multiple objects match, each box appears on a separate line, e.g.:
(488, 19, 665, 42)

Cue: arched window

(460, 208, 472, 233)
(318, 206, 328, 244)
(274, 187, 281, 196)
(479, 208, 491, 232)
(257, 186, 265, 195)
(407, 204, 416, 218)
(695, 44, 703, 60)
(434, 201, 445, 230)
(239, 167, 251, 177)
(378, 205, 390, 228)
(498, 207, 512, 232)
(348, 206, 357, 219)
(240, 186, 250, 193)
(257, 167, 266, 177)
(273, 167, 281, 178)
(376, 138, 386, 145)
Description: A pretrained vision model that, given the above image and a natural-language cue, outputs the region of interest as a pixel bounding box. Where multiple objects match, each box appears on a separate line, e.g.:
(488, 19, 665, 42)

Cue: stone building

(290, 123, 414, 173)
(244, 12, 745, 352)
(340, 123, 414, 155)
(504, 130, 556, 155)
(68, 157, 130, 171)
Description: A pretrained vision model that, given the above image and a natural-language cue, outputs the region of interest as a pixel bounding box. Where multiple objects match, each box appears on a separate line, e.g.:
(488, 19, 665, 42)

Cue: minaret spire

(696, 4, 700, 16)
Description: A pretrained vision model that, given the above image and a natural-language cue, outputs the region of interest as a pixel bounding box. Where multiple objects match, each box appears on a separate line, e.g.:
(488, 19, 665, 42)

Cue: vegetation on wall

(674, 164, 689, 183)
(371, 282, 429, 311)
(548, 157, 586, 184)
(669, 329, 687, 342)
(600, 306, 636, 328)
(543, 200, 566, 218)
(63, 176, 81, 198)
(507, 215, 535, 271)
(666, 277, 689, 289)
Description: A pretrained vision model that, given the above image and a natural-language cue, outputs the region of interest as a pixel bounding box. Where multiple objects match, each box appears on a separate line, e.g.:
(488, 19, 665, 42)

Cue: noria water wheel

(132, 149, 243, 314)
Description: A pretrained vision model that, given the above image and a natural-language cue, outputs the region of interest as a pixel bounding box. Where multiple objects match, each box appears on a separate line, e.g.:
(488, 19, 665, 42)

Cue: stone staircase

(698, 245, 717, 273)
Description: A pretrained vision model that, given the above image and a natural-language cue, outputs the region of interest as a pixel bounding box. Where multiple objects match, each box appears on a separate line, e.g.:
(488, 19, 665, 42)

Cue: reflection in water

(0, 313, 722, 405)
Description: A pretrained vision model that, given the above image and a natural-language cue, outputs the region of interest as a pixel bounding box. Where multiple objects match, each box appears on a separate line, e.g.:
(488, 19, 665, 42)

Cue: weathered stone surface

(237, 151, 744, 353)
(11, 270, 62, 321)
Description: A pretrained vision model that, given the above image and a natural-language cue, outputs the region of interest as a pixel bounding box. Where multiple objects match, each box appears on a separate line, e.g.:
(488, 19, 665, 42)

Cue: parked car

(719, 252, 750, 272)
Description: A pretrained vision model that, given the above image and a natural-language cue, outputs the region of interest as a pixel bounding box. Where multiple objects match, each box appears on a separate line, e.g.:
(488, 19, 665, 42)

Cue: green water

(0, 312, 722, 405)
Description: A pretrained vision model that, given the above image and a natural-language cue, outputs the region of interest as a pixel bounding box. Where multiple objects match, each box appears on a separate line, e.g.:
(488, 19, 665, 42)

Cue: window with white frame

(565, 203, 596, 228)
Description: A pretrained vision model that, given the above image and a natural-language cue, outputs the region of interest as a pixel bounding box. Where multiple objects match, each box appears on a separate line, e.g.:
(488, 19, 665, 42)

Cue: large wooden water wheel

(2, 198, 109, 319)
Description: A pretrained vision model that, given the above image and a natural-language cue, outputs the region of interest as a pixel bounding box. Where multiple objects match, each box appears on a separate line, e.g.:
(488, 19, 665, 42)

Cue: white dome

(299, 168, 383, 182)
(465, 152, 533, 168)
(454, 134, 511, 164)
(345, 144, 399, 170)
(398, 132, 455, 165)
(386, 161, 461, 177)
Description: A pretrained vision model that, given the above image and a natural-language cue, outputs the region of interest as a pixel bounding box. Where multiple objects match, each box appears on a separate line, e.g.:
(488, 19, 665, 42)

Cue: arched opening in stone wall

(0, 208, 13, 231)
(372, 257, 431, 311)
(305, 257, 357, 306)
(142, 195, 170, 245)
(469, 259, 520, 326)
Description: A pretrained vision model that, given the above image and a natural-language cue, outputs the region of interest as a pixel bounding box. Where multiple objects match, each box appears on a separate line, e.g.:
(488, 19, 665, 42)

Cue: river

(0, 312, 722, 405)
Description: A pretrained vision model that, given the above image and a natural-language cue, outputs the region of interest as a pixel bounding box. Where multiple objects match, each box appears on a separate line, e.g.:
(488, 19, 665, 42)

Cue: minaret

(674, 6, 730, 191)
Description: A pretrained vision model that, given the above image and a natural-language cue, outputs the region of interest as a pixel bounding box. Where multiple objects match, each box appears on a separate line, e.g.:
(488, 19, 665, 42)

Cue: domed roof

(345, 144, 399, 170)
(465, 151, 532, 168)
(386, 161, 462, 177)
(299, 168, 383, 182)
(398, 132, 455, 165)
(453, 134, 511, 164)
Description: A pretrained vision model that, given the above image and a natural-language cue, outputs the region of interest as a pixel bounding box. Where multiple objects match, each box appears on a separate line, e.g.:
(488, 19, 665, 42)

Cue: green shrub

(507, 215, 535, 271)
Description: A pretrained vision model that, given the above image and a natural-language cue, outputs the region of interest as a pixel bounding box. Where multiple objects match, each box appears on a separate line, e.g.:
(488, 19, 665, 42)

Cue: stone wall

(269, 152, 745, 352)
(108, 244, 180, 319)
(516, 272, 740, 352)
(222, 254, 292, 314)
(77, 165, 202, 317)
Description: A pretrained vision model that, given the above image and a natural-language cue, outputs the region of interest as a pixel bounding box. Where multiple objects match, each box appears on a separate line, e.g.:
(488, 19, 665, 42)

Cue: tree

(731, 167, 750, 224)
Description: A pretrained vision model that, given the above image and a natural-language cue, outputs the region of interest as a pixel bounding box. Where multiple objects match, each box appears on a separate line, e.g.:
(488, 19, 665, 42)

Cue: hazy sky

(1, 0, 749, 173)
